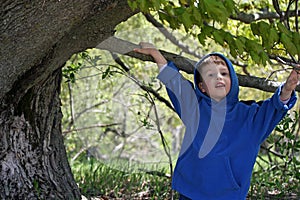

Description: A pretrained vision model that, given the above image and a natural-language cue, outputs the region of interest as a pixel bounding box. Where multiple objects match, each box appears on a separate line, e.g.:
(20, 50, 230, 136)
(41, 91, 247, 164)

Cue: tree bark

(0, 69, 80, 199)
(0, 0, 135, 199)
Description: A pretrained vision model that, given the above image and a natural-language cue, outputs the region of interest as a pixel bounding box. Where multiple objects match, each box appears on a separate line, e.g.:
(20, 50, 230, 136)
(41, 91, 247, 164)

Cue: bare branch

(67, 82, 75, 131)
(231, 9, 300, 24)
(272, 0, 283, 19)
(144, 13, 201, 58)
(62, 123, 120, 135)
(110, 52, 176, 111)
(144, 83, 174, 200)
(295, 0, 299, 32)
(74, 100, 109, 121)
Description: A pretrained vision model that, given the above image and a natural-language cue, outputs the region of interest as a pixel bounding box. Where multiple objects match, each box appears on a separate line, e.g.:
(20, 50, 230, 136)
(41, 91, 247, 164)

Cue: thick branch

(231, 10, 300, 24)
(97, 37, 300, 93)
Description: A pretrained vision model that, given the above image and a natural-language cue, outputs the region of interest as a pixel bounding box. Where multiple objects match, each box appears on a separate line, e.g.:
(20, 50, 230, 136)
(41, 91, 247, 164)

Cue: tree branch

(231, 9, 300, 24)
(144, 13, 201, 58)
(62, 123, 120, 135)
(97, 36, 300, 93)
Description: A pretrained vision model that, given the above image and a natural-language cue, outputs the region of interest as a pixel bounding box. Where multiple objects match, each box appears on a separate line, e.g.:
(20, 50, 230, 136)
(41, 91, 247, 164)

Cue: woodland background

(0, 0, 299, 199)
(62, 2, 300, 199)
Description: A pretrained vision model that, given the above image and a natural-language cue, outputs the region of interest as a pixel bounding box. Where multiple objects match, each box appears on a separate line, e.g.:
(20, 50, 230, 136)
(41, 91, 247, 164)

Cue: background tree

(0, 1, 135, 199)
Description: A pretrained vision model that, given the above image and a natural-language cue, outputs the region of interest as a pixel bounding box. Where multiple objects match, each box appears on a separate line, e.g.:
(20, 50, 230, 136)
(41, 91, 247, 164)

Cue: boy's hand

(134, 42, 167, 69)
(133, 42, 157, 55)
(280, 67, 300, 101)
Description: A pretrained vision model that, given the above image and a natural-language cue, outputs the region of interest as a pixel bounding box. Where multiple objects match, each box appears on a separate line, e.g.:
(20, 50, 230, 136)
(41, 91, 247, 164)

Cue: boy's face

(198, 57, 231, 102)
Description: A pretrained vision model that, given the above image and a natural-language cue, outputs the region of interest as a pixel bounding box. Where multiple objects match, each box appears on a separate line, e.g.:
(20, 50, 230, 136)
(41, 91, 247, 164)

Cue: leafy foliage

(250, 112, 300, 199)
(128, 0, 300, 66)
(63, 52, 90, 83)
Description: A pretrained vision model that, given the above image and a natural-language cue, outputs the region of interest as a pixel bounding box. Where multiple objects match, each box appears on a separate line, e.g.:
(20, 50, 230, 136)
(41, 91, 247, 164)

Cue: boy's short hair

(195, 55, 228, 84)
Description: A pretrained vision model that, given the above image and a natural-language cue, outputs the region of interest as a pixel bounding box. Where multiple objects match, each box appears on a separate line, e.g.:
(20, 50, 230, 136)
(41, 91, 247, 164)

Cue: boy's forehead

(205, 55, 227, 64)
(201, 56, 228, 70)
(201, 63, 228, 71)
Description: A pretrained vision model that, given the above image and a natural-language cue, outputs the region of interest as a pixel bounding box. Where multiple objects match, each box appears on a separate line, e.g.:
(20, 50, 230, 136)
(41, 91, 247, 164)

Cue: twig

(74, 100, 109, 122)
(62, 123, 120, 135)
(67, 82, 75, 131)
(295, 0, 299, 32)
(144, 13, 201, 59)
(145, 90, 174, 200)
(264, 67, 292, 81)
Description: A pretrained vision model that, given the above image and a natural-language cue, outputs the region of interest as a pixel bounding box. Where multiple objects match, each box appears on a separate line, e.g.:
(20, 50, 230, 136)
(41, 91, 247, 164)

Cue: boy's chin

(211, 95, 226, 102)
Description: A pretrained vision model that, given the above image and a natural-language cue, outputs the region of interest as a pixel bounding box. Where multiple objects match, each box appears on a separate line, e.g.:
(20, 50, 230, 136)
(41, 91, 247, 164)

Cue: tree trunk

(0, 0, 135, 199)
(0, 69, 80, 199)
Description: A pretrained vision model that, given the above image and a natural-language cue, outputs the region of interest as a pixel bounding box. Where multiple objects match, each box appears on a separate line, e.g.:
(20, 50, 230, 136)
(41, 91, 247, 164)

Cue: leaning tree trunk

(0, 0, 136, 199)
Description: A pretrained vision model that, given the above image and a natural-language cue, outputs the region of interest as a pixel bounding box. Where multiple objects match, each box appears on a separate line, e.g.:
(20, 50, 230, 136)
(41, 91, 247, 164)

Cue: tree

(127, 0, 300, 83)
(0, 1, 135, 199)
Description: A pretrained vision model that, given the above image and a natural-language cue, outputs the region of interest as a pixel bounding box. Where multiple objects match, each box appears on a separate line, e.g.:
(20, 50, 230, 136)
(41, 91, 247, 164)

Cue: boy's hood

(194, 52, 239, 105)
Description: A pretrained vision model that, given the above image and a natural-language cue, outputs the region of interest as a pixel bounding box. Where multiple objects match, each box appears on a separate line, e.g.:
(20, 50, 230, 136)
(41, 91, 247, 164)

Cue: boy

(134, 42, 299, 200)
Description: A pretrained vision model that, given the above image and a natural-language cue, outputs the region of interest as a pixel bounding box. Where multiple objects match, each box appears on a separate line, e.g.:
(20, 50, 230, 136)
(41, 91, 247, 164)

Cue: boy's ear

(198, 82, 206, 93)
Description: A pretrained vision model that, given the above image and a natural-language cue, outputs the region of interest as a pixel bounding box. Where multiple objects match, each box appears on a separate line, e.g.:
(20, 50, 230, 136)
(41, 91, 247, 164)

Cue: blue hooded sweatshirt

(157, 53, 297, 200)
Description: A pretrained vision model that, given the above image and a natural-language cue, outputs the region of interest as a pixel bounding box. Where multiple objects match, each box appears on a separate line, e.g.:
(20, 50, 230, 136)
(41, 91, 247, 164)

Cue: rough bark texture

(0, 0, 135, 199)
(0, 70, 78, 199)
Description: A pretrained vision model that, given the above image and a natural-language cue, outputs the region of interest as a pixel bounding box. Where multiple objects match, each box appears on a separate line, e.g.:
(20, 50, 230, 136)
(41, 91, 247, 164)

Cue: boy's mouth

(215, 83, 225, 88)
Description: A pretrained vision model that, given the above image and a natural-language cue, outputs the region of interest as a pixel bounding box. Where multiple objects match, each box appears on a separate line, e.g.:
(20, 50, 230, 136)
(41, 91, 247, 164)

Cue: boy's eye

(221, 72, 229, 76)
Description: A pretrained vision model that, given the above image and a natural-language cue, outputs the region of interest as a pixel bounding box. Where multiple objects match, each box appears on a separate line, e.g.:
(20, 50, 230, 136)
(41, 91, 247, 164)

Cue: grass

(70, 157, 176, 199)
(70, 155, 299, 199)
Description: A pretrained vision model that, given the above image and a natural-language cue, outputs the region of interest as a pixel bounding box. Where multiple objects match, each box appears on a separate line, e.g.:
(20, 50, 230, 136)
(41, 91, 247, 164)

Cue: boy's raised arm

(280, 68, 300, 101)
(133, 42, 168, 70)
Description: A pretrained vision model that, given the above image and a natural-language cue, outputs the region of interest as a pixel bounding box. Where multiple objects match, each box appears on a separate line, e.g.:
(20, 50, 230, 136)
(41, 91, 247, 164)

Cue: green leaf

(277, 22, 290, 35)
(174, 7, 185, 15)
(179, 0, 188, 6)
(246, 40, 263, 64)
(198, 26, 214, 45)
(268, 28, 279, 47)
(259, 51, 269, 65)
(182, 11, 193, 30)
(292, 32, 300, 56)
(139, 0, 146, 11)
(70, 73, 75, 83)
(280, 33, 298, 56)
(229, 44, 238, 58)
(127, 0, 138, 10)
(192, 6, 202, 26)
(250, 23, 259, 36)
(102, 67, 111, 80)
(249, 51, 260, 64)
(203, 0, 229, 24)
(212, 30, 225, 45)
(223, 0, 236, 12)
(152, 0, 162, 10)
(257, 21, 270, 35)
(235, 36, 246, 54)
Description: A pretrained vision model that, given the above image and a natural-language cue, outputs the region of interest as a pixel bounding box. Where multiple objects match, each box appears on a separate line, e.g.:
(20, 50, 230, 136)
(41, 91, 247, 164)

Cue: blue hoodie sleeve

(157, 61, 200, 126)
(250, 84, 297, 144)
